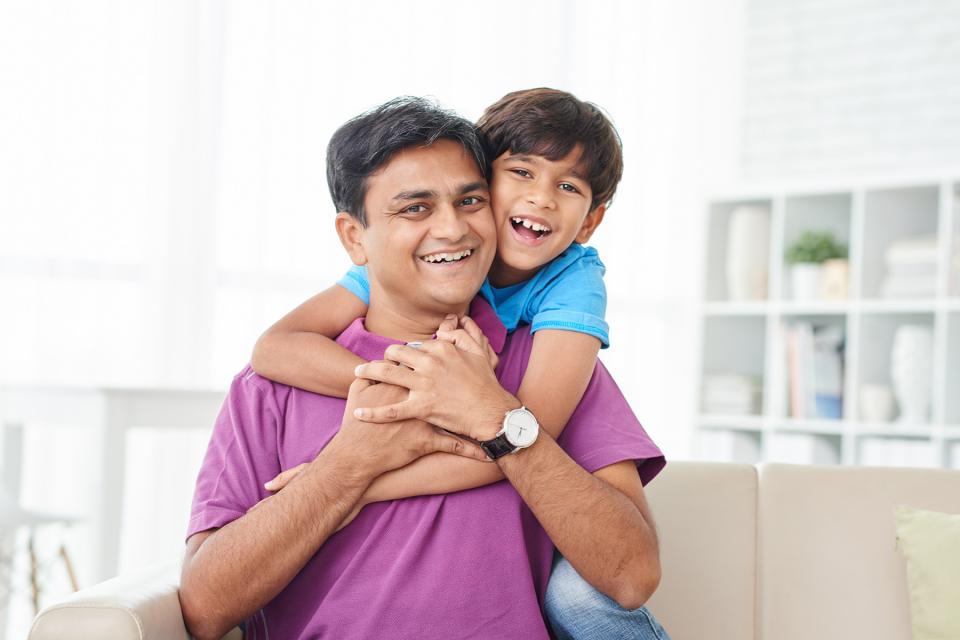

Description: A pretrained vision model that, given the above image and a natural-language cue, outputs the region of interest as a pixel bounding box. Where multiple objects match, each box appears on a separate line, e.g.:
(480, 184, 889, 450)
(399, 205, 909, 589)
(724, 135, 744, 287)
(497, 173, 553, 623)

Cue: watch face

(504, 408, 539, 448)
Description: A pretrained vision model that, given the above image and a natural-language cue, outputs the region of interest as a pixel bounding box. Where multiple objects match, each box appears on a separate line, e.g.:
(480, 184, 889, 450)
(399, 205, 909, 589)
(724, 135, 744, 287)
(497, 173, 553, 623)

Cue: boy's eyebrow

(507, 153, 588, 182)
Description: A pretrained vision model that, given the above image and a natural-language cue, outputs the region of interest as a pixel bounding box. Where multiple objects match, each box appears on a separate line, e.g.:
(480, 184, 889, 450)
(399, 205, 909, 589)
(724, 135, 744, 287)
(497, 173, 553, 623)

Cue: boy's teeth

(512, 217, 551, 233)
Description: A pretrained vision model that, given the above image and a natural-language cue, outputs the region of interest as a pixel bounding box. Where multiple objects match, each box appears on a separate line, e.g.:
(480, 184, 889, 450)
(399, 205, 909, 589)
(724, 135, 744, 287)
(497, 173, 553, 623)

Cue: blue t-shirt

(337, 244, 609, 348)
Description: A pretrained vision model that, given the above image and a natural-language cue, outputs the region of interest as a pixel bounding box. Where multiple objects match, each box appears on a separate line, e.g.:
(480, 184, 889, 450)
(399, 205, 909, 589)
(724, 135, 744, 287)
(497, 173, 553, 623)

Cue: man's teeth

(512, 217, 552, 233)
(421, 249, 473, 263)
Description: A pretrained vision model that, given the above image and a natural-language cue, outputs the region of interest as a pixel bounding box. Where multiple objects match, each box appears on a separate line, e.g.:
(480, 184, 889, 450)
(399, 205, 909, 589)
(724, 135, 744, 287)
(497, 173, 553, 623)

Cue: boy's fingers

(429, 429, 490, 461)
(264, 463, 308, 491)
(438, 314, 458, 333)
(354, 400, 419, 423)
(433, 329, 485, 357)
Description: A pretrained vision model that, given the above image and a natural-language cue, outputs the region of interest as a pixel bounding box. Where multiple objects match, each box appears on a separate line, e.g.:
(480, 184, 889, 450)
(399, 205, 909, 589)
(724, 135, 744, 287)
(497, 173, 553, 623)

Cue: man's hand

(352, 315, 517, 442)
(326, 376, 489, 480)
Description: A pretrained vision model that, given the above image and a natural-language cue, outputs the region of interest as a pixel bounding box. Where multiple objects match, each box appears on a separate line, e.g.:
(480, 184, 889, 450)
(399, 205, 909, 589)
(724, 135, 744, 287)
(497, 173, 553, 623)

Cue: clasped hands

(253, 314, 517, 518)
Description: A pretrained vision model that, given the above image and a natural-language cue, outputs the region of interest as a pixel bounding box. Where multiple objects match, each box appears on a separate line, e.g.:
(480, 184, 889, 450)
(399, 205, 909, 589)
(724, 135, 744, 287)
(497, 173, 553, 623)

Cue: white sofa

(29, 461, 960, 640)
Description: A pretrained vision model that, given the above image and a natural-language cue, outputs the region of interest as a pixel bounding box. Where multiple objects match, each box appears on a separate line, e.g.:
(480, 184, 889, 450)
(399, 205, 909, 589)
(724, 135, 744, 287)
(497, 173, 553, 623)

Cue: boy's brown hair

(476, 88, 624, 211)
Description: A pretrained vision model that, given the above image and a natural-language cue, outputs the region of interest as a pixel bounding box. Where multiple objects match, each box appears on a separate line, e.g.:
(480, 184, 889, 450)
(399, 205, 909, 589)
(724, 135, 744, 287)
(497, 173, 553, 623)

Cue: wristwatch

(481, 406, 540, 459)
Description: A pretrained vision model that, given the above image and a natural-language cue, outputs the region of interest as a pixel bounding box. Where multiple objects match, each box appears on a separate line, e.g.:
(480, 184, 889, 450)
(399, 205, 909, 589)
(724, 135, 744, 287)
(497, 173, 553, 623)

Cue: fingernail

(264, 481, 274, 489)
(354, 364, 363, 376)
(353, 408, 363, 418)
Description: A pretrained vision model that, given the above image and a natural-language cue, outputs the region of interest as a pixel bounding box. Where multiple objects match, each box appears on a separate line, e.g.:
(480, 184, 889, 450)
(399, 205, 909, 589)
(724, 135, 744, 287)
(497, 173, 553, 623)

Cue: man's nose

(431, 202, 470, 240)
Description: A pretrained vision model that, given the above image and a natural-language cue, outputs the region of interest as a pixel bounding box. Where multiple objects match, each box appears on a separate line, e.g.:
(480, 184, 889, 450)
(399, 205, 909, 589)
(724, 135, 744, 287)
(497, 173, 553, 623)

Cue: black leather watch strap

(480, 434, 515, 460)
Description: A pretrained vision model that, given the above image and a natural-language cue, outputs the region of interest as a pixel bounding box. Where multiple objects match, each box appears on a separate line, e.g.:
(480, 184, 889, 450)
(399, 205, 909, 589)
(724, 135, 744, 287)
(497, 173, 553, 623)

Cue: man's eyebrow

(391, 189, 437, 202)
(458, 181, 488, 195)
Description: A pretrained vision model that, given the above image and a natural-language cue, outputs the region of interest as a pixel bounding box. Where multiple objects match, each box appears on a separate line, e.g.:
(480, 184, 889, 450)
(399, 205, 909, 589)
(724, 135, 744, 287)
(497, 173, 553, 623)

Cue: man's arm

(352, 337, 660, 608)
(179, 378, 487, 640)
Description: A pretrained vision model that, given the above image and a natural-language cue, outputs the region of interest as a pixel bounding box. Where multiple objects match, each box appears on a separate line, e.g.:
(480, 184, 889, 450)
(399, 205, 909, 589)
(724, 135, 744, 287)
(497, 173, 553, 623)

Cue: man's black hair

(326, 97, 488, 226)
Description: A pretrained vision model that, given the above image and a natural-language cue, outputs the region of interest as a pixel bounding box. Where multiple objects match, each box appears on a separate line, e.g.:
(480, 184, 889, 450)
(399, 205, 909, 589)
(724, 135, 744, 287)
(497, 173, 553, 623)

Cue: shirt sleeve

(186, 367, 283, 540)
(528, 251, 610, 348)
(336, 265, 370, 305)
(557, 359, 666, 486)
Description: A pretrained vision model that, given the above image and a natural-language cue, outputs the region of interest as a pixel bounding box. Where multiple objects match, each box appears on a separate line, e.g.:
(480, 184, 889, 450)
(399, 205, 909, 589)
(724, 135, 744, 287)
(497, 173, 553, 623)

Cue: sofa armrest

(28, 563, 242, 640)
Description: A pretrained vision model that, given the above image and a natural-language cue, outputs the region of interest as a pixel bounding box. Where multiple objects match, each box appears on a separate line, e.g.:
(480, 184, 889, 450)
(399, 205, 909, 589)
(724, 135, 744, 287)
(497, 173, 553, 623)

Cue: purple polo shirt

(187, 297, 665, 640)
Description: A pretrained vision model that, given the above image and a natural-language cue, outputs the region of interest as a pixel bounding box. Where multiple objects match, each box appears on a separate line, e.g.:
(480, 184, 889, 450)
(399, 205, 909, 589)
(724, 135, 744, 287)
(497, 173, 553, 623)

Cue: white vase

(726, 206, 770, 301)
(790, 263, 823, 301)
(890, 325, 934, 424)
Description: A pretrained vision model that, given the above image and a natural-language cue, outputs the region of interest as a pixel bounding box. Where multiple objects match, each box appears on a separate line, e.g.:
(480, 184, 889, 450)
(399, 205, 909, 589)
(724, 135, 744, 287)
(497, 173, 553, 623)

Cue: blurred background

(0, 0, 958, 636)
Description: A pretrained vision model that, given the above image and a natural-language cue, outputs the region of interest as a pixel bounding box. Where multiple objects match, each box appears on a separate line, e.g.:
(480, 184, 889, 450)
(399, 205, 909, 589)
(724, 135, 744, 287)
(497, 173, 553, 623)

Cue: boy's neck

(487, 255, 541, 288)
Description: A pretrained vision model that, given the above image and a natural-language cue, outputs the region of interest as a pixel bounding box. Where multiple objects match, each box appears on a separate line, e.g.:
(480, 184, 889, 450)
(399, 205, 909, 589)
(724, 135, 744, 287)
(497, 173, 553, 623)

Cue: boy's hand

(437, 315, 498, 370)
(254, 464, 366, 531)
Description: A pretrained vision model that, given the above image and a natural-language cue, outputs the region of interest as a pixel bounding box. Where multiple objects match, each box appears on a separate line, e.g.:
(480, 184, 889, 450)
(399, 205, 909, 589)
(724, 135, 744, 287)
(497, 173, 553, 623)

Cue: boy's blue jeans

(544, 554, 671, 640)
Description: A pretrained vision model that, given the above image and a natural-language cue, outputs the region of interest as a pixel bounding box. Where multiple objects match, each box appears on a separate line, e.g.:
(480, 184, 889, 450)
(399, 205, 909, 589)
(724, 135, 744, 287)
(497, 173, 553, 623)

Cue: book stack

(859, 438, 937, 468)
(881, 235, 938, 298)
(785, 322, 845, 419)
(701, 373, 762, 415)
(696, 430, 761, 463)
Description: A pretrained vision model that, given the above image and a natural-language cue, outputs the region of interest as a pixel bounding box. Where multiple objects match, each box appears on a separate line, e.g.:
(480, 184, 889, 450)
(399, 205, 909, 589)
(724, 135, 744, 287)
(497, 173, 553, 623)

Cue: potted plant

(785, 231, 848, 300)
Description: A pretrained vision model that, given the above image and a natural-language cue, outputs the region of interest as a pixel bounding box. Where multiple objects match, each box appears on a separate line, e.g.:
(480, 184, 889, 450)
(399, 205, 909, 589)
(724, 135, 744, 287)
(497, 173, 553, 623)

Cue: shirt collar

(337, 295, 507, 360)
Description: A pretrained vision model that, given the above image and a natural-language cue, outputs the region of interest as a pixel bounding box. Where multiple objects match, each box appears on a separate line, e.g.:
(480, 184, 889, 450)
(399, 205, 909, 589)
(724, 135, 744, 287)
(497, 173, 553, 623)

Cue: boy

(252, 89, 668, 639)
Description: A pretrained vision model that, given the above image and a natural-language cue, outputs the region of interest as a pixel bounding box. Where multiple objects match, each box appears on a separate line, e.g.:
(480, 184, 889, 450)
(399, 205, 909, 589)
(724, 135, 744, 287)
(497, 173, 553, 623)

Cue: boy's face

(488, 146, 605, 286)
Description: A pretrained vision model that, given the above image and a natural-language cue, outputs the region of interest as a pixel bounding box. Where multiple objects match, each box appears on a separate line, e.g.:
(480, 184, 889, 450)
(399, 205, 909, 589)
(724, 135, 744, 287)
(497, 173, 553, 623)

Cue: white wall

(743, 0, 960, 180)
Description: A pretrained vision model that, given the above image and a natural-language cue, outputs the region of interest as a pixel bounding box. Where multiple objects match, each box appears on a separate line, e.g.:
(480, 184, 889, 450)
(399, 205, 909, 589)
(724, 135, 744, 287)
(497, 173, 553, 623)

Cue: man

(180, 98, 665, 640)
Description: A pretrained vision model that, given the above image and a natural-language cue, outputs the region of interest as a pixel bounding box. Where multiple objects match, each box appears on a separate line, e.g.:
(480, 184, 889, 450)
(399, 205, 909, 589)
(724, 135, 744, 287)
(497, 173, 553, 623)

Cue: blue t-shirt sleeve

(336, 265, 370, 305)
(528, 250, 610, 348)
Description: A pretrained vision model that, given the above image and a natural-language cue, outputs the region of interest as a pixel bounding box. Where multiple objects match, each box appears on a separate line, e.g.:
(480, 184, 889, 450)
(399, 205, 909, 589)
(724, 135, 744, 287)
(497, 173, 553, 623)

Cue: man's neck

(364, 298, 470, 343)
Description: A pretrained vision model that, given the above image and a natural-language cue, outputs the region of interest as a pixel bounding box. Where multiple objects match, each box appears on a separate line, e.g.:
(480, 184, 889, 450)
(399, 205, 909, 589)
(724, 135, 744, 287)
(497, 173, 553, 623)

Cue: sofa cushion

(645, 461, 758, 640)
(757, 464, 960, 640)
(895, 505, 960, 640)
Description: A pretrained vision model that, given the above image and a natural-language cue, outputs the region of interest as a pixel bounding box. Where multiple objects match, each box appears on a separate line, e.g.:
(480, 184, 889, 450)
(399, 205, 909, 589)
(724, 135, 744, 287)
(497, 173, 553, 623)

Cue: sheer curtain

(0, 0, 741, 633)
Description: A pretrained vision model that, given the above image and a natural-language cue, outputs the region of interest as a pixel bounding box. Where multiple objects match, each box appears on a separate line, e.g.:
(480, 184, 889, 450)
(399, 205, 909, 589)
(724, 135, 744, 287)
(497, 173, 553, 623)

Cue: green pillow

(895, 505, 960, 640)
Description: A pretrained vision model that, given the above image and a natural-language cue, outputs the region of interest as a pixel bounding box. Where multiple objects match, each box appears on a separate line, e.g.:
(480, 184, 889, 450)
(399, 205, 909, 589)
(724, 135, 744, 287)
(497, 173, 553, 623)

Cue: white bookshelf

(696, 178, 960, 469)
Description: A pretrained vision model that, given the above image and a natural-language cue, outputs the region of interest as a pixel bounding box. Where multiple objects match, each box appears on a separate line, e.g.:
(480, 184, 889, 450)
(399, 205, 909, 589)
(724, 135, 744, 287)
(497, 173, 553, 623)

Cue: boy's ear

(335, 212, 368, 266)
(574, 205, 606, 244)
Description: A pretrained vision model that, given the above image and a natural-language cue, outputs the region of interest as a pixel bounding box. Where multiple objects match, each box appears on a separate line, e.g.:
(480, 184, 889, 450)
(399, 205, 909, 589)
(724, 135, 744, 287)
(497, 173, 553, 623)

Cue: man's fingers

(459, 316, 487, 345)
(354, 361, 418, 388)
(354, 400, 419, 423)
(264, 463, 308, 491)
(429, 429, 491, 462)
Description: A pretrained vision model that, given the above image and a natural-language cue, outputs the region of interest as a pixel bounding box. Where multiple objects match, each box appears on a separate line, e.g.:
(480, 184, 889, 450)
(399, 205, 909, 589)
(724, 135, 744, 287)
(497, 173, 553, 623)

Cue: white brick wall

(743, 0, 960, 179)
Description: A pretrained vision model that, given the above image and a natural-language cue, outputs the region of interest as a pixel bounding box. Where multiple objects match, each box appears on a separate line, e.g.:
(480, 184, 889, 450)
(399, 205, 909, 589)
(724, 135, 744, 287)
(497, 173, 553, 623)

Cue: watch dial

(505, 409, 539, 447)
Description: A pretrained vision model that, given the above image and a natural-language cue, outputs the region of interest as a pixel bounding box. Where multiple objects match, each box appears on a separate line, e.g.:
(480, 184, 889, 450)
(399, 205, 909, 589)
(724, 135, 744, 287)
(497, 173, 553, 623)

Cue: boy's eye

(559, 182, 580, 193)
(509, 168, 532, 178)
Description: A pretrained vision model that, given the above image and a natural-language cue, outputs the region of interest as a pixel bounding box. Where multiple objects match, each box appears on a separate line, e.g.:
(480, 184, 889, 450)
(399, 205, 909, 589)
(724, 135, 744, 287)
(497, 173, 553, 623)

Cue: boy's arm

(362, 328, 601, 503)
(251, 285, 368, 398)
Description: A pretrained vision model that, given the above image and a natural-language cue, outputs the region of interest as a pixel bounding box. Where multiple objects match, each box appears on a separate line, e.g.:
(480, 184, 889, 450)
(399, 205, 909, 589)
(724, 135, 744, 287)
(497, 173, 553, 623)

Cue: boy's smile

(487, 147, 605, 287)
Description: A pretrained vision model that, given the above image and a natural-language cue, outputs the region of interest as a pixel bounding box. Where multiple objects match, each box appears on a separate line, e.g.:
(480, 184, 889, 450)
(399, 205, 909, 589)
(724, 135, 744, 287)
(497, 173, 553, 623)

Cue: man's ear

(574, 204, 606, 244)
(335, 212, 368, 266)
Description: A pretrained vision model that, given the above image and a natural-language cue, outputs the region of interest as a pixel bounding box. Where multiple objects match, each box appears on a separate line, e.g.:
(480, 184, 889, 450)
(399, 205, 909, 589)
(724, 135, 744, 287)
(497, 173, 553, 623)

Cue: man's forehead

(366, 141, 487, 200)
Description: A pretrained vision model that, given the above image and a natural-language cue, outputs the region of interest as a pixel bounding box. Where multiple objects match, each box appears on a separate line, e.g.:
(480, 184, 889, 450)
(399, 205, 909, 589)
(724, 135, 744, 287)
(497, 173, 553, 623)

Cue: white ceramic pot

(860, 383, 894, 423)
(819, 258, 849, 300)
(725, 206, 770, 301)
(890, 325, 934, 424)
(790, 263, 823, 301)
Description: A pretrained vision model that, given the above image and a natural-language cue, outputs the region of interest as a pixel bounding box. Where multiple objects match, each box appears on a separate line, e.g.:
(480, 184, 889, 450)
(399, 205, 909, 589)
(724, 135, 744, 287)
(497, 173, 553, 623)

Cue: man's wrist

(476, 391, 523, 442)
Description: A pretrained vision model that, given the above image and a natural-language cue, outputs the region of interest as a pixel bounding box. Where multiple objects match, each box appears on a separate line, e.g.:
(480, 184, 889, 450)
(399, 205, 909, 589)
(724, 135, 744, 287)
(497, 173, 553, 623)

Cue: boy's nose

(525, 185, 556, 210)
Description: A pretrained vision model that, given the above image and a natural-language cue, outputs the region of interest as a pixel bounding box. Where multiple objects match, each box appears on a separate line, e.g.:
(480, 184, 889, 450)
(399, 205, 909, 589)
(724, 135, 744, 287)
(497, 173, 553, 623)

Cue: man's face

(353, 139, 496, 315)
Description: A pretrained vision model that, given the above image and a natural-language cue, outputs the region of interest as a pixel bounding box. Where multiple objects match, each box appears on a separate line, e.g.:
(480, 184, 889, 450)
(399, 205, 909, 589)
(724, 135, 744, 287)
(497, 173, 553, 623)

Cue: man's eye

(460, 196, 486, 207)
(403, 204, 427, 214)
(559, 183, 580, 193)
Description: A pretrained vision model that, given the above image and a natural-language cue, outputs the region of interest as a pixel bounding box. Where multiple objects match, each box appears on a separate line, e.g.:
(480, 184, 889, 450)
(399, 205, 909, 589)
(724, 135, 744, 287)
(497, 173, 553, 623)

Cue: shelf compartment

(705, 199, 773, 302)
(856, 434, 938, 468)
(695, 429, 762, 464)
(701, 316, 767, 416)
(945, 311, 960, 424)
(861, 185, 940, 300)
(781, 193, 853, 301)
(766, 431, 841, 465)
